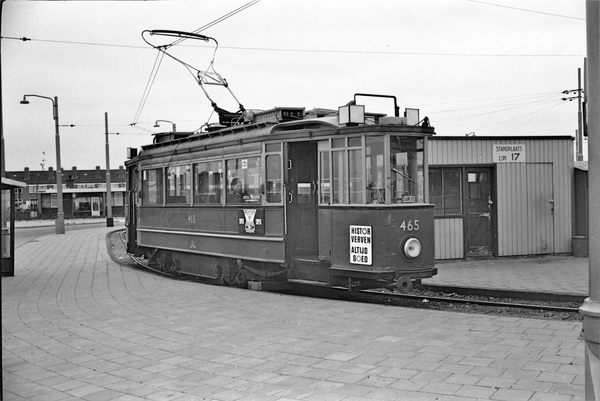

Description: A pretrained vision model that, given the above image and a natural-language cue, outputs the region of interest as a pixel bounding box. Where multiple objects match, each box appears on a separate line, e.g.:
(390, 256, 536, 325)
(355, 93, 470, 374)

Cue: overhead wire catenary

(131, 50, 165, 126)
(129, 0, 261, 128)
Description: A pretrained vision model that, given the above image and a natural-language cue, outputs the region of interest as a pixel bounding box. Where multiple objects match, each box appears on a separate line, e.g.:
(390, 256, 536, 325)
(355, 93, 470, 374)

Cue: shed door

(527, 163, 554, 254)
(465, 168, 494, 257)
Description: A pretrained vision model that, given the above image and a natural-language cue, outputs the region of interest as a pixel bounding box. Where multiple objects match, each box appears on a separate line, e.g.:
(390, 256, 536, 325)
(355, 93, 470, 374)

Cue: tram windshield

(319, 135, 425, 205)
(390, 136, 424, 204)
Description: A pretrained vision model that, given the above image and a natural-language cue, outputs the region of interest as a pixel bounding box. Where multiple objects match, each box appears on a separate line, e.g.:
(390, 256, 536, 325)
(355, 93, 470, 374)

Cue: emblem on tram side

(238, 209, 264, 235)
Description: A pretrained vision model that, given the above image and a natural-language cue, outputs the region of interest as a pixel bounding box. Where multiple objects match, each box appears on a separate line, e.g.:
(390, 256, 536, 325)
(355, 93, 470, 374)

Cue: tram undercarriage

(136, 247, 290, 290)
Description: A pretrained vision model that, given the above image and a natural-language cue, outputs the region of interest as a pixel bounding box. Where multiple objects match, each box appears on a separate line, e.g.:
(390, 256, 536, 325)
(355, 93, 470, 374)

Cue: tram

(125, 93, 436, 291)
(124, 30, 436, 292)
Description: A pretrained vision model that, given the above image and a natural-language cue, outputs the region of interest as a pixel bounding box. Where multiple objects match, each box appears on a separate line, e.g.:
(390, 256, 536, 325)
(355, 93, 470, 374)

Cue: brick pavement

(427, 256, 588, 297)
(2, 226, 585, 400)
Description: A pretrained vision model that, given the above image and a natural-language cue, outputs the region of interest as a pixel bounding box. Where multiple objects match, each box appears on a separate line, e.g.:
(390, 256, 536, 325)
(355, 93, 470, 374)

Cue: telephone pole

(562, 67, 586, 161)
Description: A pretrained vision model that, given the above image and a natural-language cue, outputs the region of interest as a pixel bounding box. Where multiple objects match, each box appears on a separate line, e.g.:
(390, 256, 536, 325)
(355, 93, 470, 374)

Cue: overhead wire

(131, 50, 165, 126)
(428, 93, 560, 118)
(418, 91, 560, 107)
(130, 0, 261, 126)
(433, 97, 561, 125)
(4, 0, 580, 135)
(466, 0, 584, 21)
(168, 0, 261, 48)
(435, 98, 567, 136)
(2, 35, 585, 58)
(504, 102, 565, 134)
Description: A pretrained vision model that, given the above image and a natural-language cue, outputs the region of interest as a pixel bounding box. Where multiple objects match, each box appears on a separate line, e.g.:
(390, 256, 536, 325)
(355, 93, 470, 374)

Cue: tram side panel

(135, 206, 287, 274)
(329, 206, 435, 278)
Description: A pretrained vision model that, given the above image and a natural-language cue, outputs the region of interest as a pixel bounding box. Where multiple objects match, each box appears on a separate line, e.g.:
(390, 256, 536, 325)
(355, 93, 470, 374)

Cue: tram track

(286, 285, 582, 321)
(110, 230, 582, 322)
(365, 289, 581, 313)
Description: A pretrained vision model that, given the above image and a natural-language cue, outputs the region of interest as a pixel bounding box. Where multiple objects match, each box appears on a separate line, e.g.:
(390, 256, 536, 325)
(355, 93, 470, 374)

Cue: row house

(6, 165, 126, 219)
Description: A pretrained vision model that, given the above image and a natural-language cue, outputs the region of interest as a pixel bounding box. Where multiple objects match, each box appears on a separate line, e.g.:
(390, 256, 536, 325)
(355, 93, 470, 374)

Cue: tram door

(286, 142, 319, 264)
(125, 165, 138, 254)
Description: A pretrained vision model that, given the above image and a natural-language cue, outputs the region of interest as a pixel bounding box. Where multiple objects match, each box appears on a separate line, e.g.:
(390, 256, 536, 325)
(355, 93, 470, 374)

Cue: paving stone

(2, 227, 586, 401)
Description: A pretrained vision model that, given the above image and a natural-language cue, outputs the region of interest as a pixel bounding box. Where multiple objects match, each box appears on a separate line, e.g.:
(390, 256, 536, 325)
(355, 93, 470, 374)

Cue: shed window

(429, 168, 462, 215)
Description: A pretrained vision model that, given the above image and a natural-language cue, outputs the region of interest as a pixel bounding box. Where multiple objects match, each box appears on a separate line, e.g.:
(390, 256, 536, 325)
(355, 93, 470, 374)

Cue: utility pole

(578, 68, 584, 161)
(562, 68, 586, 161)
(105, 112, 113, 227)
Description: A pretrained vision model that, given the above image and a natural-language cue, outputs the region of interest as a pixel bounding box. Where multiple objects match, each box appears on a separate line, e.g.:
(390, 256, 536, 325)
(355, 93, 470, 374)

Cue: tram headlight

(403, 237, 422, 259)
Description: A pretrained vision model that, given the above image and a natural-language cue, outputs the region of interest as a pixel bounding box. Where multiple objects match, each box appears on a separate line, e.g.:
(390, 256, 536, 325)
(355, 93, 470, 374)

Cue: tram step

(247, 280, 289, 291)
(288, 258, 330, 282)
(329, 266, 396, 280)
(287, 279, 330, 287)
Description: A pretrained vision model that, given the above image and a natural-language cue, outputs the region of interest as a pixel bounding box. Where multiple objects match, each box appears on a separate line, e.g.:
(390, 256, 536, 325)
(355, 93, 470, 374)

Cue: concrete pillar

(582, 1, 600, 399)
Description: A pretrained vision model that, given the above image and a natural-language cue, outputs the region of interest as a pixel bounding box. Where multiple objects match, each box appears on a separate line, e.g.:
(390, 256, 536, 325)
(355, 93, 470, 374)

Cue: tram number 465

(400, 220, 419, 231)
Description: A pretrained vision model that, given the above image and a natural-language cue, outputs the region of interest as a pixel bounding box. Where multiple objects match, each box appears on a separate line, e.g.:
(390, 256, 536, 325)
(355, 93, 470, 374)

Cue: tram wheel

(396, 276, 412, 293)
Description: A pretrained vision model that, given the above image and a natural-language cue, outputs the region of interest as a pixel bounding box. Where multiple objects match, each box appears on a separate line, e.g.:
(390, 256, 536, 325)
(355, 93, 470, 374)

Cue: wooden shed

(428, 136, 574, 260)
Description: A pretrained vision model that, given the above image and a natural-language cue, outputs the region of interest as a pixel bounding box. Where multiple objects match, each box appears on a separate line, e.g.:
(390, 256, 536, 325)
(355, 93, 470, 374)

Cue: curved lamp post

(20, 95, 65, 234)
(154, 119, 176, 132)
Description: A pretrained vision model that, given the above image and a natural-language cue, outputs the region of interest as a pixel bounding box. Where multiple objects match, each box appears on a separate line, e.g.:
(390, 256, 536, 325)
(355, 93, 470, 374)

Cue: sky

(1, 0, 588, 171)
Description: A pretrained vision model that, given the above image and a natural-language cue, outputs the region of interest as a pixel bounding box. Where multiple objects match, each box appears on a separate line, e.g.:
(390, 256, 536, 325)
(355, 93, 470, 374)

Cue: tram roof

(138, 116, 343, 153)
(131, 107, 434, 165)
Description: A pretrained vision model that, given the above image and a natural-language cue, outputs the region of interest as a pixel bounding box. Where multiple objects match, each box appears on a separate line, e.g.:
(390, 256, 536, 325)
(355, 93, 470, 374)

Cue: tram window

(366, 137, 386, 204)
(320, 152, 331, 204)
(429, 167, 462, 215)
(332, 138, 345, 148)
(348, 136, 361, 147)
(194, 161, 222, 204)
(265, 154, 282, 203)
(390, 136, 424, 204)
(266, 143, 281, 153)
(349, 149, 363, 204)
(226, 156, 261, 204)
(166, 165, 191, 204)
(332, 150, 347, 204)
(142, 168, 163, 205)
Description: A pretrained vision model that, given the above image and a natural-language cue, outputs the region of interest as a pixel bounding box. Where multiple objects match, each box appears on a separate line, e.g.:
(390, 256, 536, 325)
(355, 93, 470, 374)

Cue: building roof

(430, 135, 575, 141)
(6, 166, 126, 185)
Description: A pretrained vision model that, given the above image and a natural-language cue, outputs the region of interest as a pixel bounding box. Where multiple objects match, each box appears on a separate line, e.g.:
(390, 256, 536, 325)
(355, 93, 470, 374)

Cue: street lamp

(154, 119, 176, 132)
(20, 95, 65, 234)
(104, 112, 113, 227)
